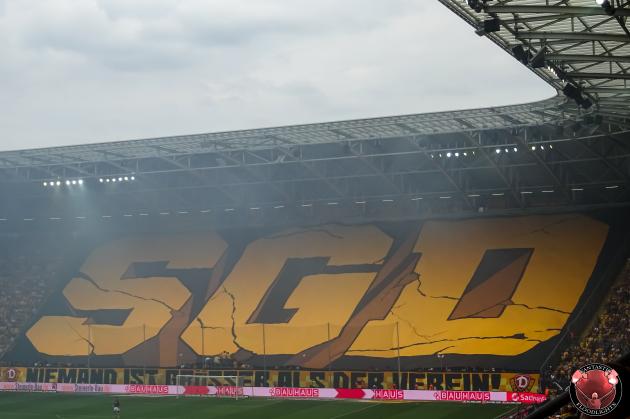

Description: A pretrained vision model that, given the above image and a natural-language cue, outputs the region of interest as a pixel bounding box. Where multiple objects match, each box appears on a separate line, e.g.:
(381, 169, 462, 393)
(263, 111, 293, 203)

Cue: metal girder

(0, 96, 568, 170)
(506, 129, 573, 202)
(430, 158, 473, 209)
(579, 135, 630, 183)
(516, 32, 630, 43)
(485, 5, 630, 17)
(348, 144, 406, 197)
(567, 72, 630, 80)
(276, 147, 347, 198)
(4, 128, 628, 188)
(440, 0, 630, 131)
(209, 151, 293, 204)
(584, 87, 630, 94)
(547, 54, 630, 63)
(461, 131, 524, 208)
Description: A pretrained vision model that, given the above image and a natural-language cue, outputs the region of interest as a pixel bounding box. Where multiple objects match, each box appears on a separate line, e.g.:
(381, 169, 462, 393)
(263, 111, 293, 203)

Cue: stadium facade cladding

(0, 1, 629, 229)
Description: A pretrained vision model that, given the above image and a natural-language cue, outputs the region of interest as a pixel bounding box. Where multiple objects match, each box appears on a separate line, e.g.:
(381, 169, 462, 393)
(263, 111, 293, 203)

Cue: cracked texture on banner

(348, 214, 608, 357)
(27, 232, 227, 356)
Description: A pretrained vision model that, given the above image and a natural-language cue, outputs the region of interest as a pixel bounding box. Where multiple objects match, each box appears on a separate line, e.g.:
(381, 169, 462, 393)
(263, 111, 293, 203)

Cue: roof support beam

(579, 136, 630, 184)
(567, 72, 630, 80)
(516, 32, 630, 43)
(459, 132, 523, 208)
(349, 144, 406, 196)
(584, 87, 630, 94)
(429, 158, 473, 210)
(546, 53, 630, 63)
(503, 129, 573, 203)
(485, 6, 630, 17)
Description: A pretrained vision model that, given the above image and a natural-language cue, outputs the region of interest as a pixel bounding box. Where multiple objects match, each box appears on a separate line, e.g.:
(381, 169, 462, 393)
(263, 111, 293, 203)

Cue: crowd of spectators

(0, 235, 65, 357)
(197, 351, 252, 370)
(544, 259, 630, 392)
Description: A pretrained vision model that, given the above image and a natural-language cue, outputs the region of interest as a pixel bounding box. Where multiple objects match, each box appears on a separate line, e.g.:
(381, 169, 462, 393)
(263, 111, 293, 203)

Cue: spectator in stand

(0, 236, 65, 357)
(547, 259, 630, 391)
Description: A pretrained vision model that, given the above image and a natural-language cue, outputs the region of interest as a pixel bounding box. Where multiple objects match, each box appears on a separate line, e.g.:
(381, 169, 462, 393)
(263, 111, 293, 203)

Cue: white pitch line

(328, 402, 379, 419)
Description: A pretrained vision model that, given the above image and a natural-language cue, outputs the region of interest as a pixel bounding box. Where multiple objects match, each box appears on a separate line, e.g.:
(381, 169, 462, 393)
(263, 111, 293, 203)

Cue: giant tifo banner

(2, 214, 614, 370)
(0, 367, 540, 392)
(0, 381, 547, 404)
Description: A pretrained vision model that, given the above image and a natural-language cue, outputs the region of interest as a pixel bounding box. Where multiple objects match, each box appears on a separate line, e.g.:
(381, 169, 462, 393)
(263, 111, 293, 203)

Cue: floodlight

(530, 47, 547, 69)
(531, 146, 536, 151)
(99, 178, 103, 183)
(454, 152, 460, 157)
(513, 147, 518, 152)
(596, 0, 615, 14)
(124, 176, 129, 181)
(112, 178, 117, 182)
(495, 148, 501, 154)
(56, 181, 61, 186)
(467, 0, 482, 12)
(446, 152, 452, 158)
(65, 180, 71, 186)
(131, 176, 135, 180)
(580, 98, 593, 110)
(511, 45, 530, 65)
(78, 179, 83, 185)
(118, 177, 123, 182)
(71, 180, 77, 185)
(563, 83, 581, 101)
(483, 18, 500, 33)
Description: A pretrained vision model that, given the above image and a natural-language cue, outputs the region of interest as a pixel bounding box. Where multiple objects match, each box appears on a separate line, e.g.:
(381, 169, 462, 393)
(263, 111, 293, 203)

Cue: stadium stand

(0, 236, 64, 359)
(0, 0, 628, 417)
(544, 259, 630, 392)
(0, 214, 613, 374)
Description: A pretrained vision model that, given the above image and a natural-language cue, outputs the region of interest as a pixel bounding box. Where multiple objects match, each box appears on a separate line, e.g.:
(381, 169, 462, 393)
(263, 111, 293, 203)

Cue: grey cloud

(0, 1, 554, 151)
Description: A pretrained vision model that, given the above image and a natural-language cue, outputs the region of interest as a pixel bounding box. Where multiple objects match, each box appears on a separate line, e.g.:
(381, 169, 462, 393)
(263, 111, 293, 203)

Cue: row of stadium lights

(1, 186, 622, 223)
(99, 176, 135, 183)
(43, 179, 84, 187)
(430, 144, 552, 159)
(42, 176, 135, 187)
(41, 145, 555, 186)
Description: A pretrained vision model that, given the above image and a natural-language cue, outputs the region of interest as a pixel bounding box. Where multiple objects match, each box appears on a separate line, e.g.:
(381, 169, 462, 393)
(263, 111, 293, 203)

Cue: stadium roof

(0, 1, 629, 228)
(440, 0, 630, 125)
(0, 96, 567, 169)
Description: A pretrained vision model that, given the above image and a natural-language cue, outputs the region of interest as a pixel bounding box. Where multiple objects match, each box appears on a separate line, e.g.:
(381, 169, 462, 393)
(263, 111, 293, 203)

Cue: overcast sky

(0, 0, 555, 152)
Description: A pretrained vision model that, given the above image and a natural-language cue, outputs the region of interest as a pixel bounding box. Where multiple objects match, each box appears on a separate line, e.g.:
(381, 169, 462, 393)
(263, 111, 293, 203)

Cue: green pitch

(0, 392, 514, 418)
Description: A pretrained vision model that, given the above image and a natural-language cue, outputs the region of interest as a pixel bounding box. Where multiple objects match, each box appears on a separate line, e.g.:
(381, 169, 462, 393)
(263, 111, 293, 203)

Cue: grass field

(0, 393, 515, 418)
